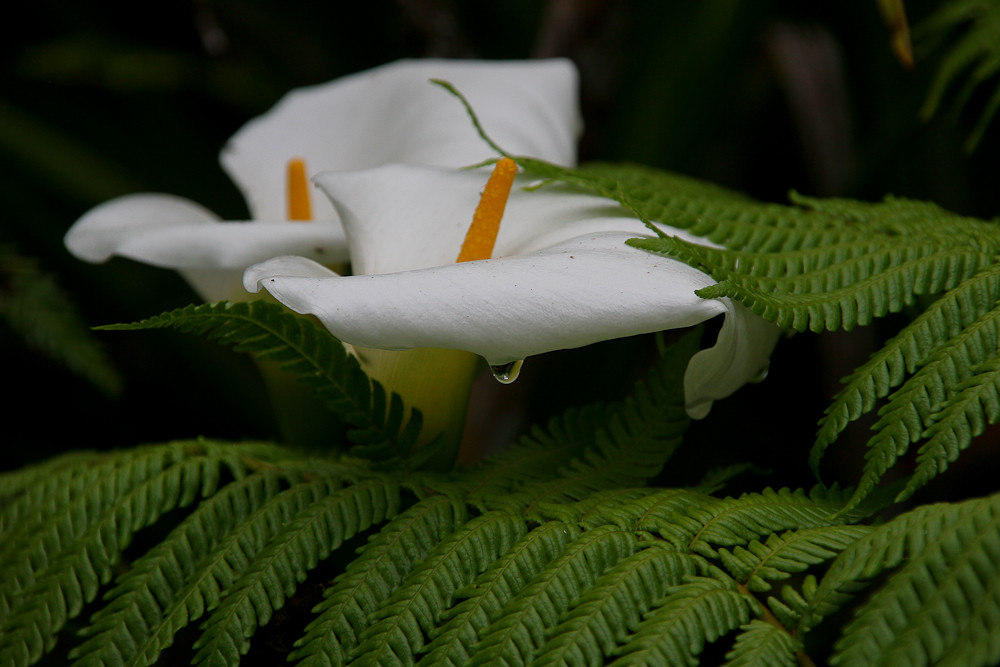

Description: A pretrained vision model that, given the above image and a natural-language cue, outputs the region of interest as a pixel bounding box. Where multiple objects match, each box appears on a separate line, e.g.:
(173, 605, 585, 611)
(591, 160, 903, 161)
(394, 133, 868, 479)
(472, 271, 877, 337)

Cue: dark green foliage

(7, 318, 988, 667)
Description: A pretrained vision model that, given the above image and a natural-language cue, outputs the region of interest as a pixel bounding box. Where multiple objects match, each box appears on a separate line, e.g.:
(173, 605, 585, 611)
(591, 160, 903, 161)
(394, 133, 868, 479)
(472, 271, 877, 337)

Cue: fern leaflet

(722, 618, 800, 667)
(812, 264, 1000, 472)
(290, 496, 469, 667)
(350, 512, 526, 665)
(613, 573, 756, 666)
(906, 357, 1000, 500)
(466, 525, 636, 665)
(417, 520, 580, 667)
(113, 476, 340, 666)
(718, 525, 872, 593)
(68, 470, 289, 667)
(845, 299, 1000, 511)
(531, 543, 699, 666)
(193, 476, 401, 666)
(0, 441, 256, 667)
(814, 493, 1000, 667)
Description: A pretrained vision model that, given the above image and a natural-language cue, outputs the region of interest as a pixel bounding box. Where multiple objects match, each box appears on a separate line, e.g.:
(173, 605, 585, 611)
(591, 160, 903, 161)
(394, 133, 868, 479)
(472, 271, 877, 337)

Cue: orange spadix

(456, 157, 517, 263)
(286, 158, 312, 221)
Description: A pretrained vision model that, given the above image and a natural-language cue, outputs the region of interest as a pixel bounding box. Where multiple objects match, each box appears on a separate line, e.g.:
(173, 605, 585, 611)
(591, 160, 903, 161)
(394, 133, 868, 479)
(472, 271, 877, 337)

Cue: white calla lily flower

(245, 162, 781, 422)
(64, 59, 581, 302)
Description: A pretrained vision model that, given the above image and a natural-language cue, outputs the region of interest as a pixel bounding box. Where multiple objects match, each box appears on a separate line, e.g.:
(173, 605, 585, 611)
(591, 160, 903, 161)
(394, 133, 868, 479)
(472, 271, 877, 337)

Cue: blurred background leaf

(0, 246, 121, 395)
(916, 0, 1000, 151)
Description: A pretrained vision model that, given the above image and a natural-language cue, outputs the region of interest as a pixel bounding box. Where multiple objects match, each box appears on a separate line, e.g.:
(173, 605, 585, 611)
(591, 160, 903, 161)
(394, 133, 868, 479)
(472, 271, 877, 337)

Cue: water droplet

(490, 359, 523, 384)
(751, 363, 770, 384)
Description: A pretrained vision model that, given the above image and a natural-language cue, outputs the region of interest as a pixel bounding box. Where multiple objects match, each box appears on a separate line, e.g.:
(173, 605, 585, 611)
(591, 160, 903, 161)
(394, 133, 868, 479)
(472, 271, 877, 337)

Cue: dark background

(4, 0, 999, 504)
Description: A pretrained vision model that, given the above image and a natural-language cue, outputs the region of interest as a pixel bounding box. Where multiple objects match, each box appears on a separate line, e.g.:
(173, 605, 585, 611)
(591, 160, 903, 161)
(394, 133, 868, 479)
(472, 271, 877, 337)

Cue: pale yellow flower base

(354, 346, 481, 468)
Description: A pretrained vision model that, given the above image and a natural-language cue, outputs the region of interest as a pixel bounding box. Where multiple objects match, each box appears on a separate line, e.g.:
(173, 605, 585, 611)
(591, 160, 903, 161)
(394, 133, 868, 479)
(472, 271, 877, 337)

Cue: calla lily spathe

(245, 164, 781, 420)
(64, 59, 581, 301)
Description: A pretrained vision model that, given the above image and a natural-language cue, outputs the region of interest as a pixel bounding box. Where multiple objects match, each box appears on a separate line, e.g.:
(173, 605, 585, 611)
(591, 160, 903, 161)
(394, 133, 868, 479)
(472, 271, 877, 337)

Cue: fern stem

(738, 582, 817, 667)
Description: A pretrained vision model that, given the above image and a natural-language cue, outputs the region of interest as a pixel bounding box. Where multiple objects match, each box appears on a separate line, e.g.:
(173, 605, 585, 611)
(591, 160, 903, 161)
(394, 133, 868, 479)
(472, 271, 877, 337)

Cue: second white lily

(64, 58, 580, 302)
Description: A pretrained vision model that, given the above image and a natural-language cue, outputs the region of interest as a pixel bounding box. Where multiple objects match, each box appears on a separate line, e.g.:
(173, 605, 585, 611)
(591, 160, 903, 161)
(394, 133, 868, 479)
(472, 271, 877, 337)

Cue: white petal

(314, 164, 636, 276)
(67, 193, 350, 302)
(684, 302, 782, 419)
(247, 232, 781, 418)
(246, 231, 727, 364)
(65, 193, 219, 263)
(66, 194, 348, 270)
(244, 255, 339, 291)
(222, 59, 582, 220)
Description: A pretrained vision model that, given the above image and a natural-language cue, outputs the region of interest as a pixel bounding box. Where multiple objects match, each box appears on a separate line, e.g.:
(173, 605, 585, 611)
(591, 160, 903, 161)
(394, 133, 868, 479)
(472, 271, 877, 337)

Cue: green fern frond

(644, 486, 868, 558)
(0, 449, 104, 501)
(108, 475, 345, 667)
(566, 488, 710, 537)
(628, 234, 939, 285)
(789, 193, 1000, 243)
(418, 520, 581, 667)
(0, 440, 261, 667)
(67, 469, 289, 667)
(0, 450, 119, 537)
(101, 301, 423, 463)
(465, 525, 636, 666)
(903, 357, 1000, 501)
(536, 487, 663, 526)
(4, 434, 983, 666)
(350, 512, 526, 666)
(193, 476, 401, 667)
(520, 158, 867, 255)
(695, 246, 992, 333)
(455, 403, 610, 510)
(0, 441, 288, 542)
(846, 300, 1000, 511)
(812, 264, 1000, 472)
(813, 492, 1000, 667)
(768, 575, 821, 631)
(0, 443, 197, 595)
(718, 525, 872, 593)
(613, 574, 757, 666)
(723, 619, 800, 667)
(290, 496, 469, 667)
(918, 0, 1000, 150)
(531, 543, 700, 666)
(512, 330, 696, 515)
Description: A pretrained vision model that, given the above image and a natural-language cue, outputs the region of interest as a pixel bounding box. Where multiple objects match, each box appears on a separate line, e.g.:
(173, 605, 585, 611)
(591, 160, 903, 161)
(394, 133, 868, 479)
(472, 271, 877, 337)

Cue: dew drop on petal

(490, 359, 524, 384)
(751, 363, 770, 384)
